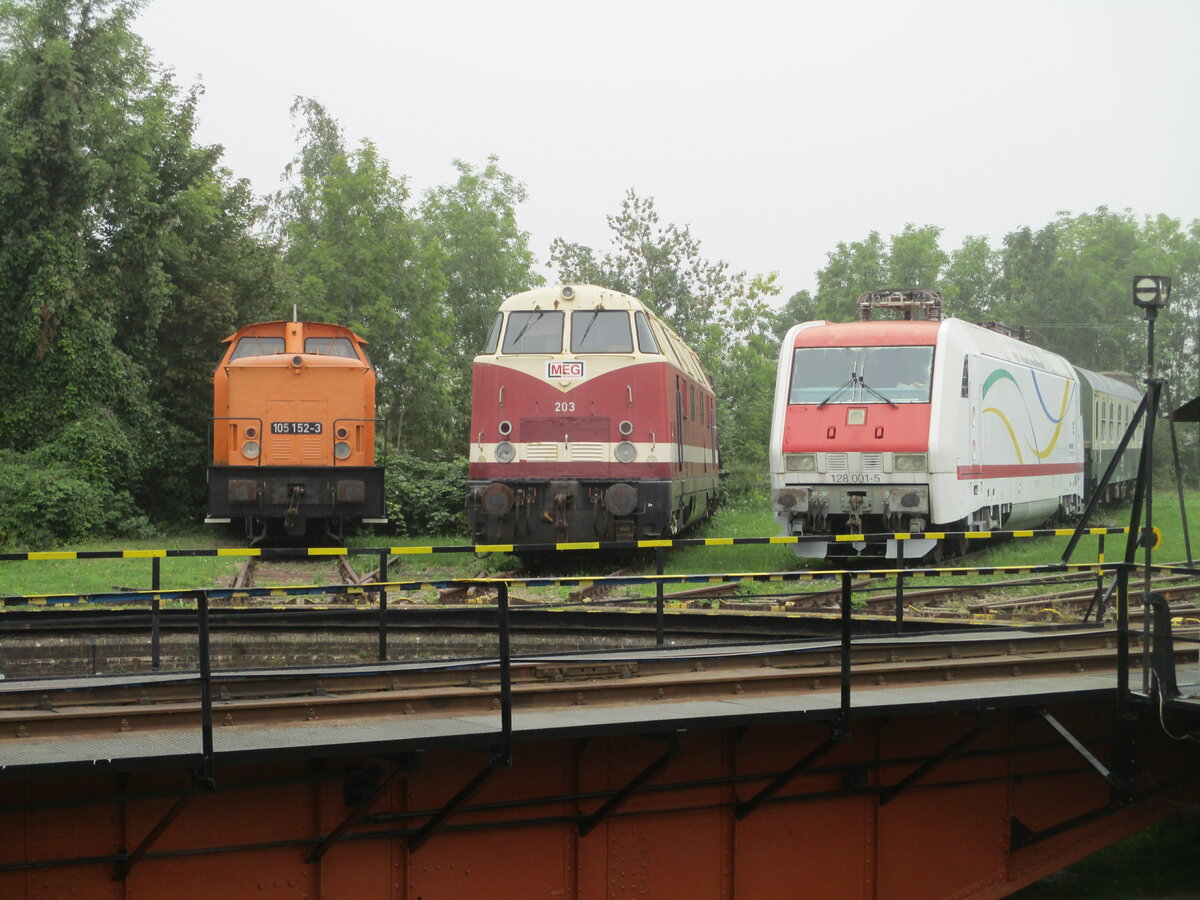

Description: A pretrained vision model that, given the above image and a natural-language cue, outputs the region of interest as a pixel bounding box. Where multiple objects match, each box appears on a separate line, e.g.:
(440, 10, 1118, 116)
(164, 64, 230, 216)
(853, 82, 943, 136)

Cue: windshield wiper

(510, 308, 544, 347)
(856, 374, 897, 407)
(576, 308, 601, 349)
(817, 375, 857, 408)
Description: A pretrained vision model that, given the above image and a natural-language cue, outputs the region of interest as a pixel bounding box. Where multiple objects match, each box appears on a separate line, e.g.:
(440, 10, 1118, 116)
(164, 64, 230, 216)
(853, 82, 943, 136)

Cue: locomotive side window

(653, 321, 682, 368)
(304, 337, 358, 359)
(230, 336, 285, 359)
(503, 310, 563, 354)
(788, 345, 935, 404)
(634, 311, 661, 354)
(483, 313, 502, 354)
(570, 310, 633, 353)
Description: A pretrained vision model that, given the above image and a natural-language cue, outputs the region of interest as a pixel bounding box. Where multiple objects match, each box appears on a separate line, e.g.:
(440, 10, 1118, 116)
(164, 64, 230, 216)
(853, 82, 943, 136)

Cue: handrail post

(838, 570, 853, 737)
(497, 581, 512, 764)
(894, 539, 905, 634)
(1116, 564, 1129, 699)
(151, 556, 161, 671)
(195, 590, 215, 789)
(378, 552, 388, 662)
(655, 548, 666, 647)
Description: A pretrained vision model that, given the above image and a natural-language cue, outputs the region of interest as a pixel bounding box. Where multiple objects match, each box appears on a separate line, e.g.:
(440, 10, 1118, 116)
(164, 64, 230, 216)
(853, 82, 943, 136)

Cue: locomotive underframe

(773, 478, 1088, 559)
(468, 476, 718, 545)
(207, 465, 386, 538)
(774, 481, 936, 558)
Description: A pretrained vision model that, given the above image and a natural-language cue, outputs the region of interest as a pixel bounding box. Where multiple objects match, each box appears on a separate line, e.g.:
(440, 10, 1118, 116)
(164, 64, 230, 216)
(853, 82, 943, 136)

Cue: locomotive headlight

(495, 441, 516, 463)
(615, 441, 638, 464)
(785, 453, 817, 472)
(241, 440, 260, 460)
(334, 441, 352, 460)
(893, 453, 928, 472)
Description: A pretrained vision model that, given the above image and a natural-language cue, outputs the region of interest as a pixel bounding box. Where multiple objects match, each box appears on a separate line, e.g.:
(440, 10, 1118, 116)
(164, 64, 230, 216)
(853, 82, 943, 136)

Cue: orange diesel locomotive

(207, 320, 385, 540)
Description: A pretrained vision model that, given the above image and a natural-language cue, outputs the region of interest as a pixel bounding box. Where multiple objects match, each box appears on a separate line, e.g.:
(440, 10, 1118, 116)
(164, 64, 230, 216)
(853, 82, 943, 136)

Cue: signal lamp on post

(1133, 275, 1171, 314)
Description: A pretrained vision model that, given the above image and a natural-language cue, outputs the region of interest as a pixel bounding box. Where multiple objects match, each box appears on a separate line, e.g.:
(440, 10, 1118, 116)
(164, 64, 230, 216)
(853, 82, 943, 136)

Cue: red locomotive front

(468, 285, 720, 545)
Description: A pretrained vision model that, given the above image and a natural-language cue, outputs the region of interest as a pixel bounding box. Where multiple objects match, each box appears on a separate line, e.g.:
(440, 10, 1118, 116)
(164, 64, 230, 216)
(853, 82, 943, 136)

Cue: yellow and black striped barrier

(3, 558, 1192, 610)
(0, 525, 1132, 563)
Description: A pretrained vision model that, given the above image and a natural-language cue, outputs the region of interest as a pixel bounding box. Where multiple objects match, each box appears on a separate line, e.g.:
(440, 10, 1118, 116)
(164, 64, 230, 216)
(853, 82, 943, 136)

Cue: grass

(1011, 806, 1200, 899)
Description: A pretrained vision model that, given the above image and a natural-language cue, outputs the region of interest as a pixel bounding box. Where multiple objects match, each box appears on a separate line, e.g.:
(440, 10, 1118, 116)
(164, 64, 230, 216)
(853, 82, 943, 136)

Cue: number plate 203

(271, 422, 323, 435)
(829, 473, 881, 484)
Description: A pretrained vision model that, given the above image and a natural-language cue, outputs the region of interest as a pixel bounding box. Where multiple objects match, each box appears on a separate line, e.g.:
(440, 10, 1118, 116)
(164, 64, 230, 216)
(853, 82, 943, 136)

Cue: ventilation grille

(569, 442, 605, 461)
(525, 443, 559, 461)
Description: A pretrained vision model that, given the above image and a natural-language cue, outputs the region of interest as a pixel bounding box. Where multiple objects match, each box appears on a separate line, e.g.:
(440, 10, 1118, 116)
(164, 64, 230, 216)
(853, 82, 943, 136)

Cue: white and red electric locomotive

(770, 290, 1141, 559)
(468, 284, 720, 545)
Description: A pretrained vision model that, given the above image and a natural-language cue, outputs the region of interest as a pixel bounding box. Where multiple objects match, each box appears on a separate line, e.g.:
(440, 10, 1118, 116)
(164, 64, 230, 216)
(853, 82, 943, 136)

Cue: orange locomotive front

(207, 320, 386, 540)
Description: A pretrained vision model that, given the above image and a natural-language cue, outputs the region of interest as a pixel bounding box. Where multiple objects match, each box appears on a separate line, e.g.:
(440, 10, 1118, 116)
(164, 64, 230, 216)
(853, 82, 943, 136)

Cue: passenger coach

(468, 284, 720, 545)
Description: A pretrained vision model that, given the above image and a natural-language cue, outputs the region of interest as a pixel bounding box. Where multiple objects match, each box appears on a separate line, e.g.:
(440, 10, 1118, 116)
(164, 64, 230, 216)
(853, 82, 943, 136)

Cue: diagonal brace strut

(408, 752, 507, 853)
(880, 710, 992, 805)
(735, 728, 845, 820)
(1038, 709, 1129, 792)
(578, 734, 681, 837)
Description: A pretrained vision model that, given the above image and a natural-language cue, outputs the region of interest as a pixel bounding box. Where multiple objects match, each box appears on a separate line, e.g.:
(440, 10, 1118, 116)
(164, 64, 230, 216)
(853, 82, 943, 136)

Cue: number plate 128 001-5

(271, 422, 322, 435)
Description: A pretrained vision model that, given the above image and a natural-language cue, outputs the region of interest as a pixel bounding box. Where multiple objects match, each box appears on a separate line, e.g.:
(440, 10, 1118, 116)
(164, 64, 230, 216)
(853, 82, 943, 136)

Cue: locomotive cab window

(483, 313, 502, 354)
(502, 310, 563, 354)
(304, 337, 358, 359)
(230, 336, 285, 360)
(634, 311, 661, 354)
(570, 310, 633, 353)
(788, 345, 934, 404)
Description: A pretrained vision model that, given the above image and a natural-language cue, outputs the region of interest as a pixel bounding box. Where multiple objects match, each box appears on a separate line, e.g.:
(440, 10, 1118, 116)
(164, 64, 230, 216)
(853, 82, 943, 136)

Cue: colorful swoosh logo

(982, 368, 1073, 462)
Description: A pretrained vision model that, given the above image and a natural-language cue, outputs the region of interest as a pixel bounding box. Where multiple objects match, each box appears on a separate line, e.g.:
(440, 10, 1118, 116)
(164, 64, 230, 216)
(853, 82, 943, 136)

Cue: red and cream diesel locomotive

(770, 291, 1142, 559)
(467, 284, 720, 544)
(206, 319, 386, 541)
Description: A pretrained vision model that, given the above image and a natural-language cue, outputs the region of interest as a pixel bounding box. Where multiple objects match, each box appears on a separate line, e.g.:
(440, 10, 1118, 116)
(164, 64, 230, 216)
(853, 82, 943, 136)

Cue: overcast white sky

(135, 0, 1199, 299)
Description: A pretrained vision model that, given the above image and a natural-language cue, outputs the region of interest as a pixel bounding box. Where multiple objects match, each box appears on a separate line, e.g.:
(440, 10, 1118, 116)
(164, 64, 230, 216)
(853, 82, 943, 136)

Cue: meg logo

(547, 360, 584, 379)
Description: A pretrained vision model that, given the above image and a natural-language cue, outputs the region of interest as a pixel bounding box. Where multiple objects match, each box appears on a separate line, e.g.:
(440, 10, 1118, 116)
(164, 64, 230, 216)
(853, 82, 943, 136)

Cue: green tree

(941, 235, 998, 321)
(0, 0, 284, 535)
(273, 97, 454, 456)
(812, 231, 889, 320)
(888, 225, 948, 293)
(420, 156, 542, 441)
(550, 190, 780, 493)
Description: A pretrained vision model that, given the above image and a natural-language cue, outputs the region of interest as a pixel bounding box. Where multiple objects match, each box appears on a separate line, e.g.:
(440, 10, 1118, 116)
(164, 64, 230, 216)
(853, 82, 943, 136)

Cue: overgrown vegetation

(1, 0, 1198, 548)
(381, 452, 467, 537)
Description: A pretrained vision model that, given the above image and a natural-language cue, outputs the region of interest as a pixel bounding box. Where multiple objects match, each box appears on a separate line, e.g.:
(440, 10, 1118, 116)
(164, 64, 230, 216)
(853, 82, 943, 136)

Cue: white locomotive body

(770, 315, 1089, 559)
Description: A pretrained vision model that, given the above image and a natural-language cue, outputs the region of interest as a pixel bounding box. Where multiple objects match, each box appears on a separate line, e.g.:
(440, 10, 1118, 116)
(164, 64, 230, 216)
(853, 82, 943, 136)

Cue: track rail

(2, 628, 1190, 742)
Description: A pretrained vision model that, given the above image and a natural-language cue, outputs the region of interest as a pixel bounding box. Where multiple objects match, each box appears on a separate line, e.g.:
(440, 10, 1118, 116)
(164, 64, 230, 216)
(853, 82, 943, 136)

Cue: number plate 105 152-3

(271, 422, 322, 435)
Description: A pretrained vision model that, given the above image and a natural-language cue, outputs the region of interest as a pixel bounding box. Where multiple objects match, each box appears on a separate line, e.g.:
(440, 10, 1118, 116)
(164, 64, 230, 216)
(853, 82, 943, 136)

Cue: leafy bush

(0, 451, 147, 547)
(382, 452, 468, 536)
(720, 462, 770, 509)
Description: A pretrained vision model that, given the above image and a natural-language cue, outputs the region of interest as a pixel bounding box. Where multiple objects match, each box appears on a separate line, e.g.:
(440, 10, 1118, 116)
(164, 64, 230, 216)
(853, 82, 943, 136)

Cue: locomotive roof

(789, 319, 941, 346)
(501, 284, 646, 313)
(495, 284, 711, 386)
(221, 321, 368, 344)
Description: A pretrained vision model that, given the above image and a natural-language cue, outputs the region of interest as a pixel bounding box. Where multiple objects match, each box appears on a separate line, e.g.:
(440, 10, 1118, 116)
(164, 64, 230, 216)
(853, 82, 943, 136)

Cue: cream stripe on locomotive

(472, 440, 713, 465)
